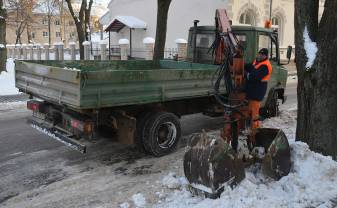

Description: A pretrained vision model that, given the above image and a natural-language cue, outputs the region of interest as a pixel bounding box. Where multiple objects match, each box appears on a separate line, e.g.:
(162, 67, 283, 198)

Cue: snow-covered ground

(2, 108, 337, 208)
(0, 59, 19, 95)
(150, 109, 337, 208)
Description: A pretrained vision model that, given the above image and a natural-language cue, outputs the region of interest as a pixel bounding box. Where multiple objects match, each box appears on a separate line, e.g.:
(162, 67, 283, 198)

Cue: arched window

(272, 16, 283, 45)
(272, 17, 279, 26)
(239, 12, 255, 26)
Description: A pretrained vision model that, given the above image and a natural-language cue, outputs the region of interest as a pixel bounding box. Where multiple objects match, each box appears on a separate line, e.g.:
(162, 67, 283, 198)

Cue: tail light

(71, 119, 94, 135)
(27, 100, 42, 112)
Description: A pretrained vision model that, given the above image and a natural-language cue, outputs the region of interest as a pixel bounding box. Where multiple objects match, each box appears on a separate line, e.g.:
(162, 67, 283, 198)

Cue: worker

(244, 48, 272, 137)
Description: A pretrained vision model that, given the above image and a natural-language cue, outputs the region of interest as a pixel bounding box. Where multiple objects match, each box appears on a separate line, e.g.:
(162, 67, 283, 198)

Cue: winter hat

(258, 48, 269, 56)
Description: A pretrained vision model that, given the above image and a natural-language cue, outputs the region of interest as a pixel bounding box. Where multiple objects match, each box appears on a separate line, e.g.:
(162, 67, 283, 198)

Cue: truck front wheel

(142, 112, 181, 157)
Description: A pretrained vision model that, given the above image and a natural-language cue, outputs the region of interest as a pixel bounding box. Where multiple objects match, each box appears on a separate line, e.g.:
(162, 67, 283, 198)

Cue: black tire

(135, 111, 154, 153)
(142, 112, 181, 157)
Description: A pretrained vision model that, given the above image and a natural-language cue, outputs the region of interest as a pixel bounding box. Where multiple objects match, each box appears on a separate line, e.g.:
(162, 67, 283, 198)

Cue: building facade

(101, 0, 325, 59)
(5, 4, 103, 47)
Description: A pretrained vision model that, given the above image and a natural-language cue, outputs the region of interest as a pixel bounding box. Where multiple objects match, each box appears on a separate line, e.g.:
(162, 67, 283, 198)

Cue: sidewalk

(285, 61, 297, 76)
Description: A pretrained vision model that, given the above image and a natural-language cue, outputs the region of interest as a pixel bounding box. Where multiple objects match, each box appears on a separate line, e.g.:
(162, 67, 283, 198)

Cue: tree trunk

(27, 25, 32, 43)
(48, 14, 51, 45)
(153, 0, 172, 61)
(295, 0, 337, 159)
(65, 0, 92, 60)
(0, 0, 6, 72)
(76, 23, 85, 59)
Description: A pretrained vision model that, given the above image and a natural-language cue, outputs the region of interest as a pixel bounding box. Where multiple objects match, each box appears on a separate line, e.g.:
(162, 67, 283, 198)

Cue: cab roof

(189, 25, 273, 33)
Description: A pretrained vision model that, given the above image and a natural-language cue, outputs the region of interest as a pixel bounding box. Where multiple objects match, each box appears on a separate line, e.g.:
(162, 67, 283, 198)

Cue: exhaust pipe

(192, 20, 200, 63)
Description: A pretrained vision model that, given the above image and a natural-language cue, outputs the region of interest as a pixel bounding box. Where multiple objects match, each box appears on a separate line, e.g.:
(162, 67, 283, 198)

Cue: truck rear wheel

(142, 112, 181, 157)
(136, 111, 153, 153)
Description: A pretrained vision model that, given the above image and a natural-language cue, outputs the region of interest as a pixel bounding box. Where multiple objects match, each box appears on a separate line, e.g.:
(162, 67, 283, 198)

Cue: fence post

(69, 42, 76, 61)
(58, 42, 64, 61)
(118, 39, 129, 61)
(143, 37, 155, 60)
(83, 41, 91, 60)
(15, 44, 21, 59)
(36, 44, 42, 60)
(54, 43, 59, 60)
(7, 44, 14, 58)
(100, 41, 107, 61)
(175, 39, 188, 61)
(21, 44, 27, 60)
(44, 43, 49, 60)
(28, 44, 34, 60)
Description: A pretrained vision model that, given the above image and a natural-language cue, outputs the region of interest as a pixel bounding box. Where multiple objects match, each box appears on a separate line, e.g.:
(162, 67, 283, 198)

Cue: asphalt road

(0, 79, 298, 207)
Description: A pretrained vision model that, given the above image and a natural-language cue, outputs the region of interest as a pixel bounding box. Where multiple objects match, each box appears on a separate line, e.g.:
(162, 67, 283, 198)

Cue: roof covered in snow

(104, 16, 147, 32)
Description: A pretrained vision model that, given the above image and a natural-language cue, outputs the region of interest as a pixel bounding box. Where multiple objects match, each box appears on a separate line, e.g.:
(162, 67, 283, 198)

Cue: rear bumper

(28, 117, 87, 153)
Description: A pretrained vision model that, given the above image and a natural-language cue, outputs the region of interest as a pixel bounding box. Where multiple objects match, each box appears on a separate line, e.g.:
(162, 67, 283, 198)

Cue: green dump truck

(15, 24, 291, 156)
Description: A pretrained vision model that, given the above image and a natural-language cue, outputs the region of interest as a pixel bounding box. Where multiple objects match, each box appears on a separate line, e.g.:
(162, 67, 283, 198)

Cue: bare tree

(295, 0, 337, 159)
(65, 0, 93, 59)
(153, 0, 172, 61)
(5, 0, 36, 44)
(0, 0, 6, 72)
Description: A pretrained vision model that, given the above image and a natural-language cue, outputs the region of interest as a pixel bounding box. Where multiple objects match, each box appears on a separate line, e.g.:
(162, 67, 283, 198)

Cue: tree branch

(65, 0, 79, 24)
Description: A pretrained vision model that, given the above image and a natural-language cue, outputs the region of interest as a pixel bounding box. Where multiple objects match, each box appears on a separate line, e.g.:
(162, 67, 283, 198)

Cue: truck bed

(15, 60, 220, 110)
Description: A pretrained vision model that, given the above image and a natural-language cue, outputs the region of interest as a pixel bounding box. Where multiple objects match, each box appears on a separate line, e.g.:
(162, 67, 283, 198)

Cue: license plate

(33, 112, 46, 120)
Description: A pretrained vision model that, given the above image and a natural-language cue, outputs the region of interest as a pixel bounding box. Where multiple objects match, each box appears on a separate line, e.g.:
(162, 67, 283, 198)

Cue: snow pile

(0, 44, 5, 48)
(119, 202, 130, 208)
(0, 59, 20, 95)
(303, 26, 318, 69)
(162, 172, 188, 189)
(154, 109, 337, 208)
(132, 193, 146, 207)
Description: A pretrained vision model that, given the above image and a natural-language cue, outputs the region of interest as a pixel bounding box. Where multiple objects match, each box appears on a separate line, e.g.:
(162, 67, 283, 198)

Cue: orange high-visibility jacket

(253, 59, 273, 81)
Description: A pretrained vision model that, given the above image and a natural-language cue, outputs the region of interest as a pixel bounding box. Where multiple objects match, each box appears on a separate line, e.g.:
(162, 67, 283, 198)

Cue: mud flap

(183, 132, 245, 198)
(255, 128, 291, 180)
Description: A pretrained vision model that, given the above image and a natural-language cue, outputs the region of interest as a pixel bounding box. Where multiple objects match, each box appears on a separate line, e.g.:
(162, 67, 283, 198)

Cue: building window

(42, 18, 48, 25)
(55, 19, 60, 25)
(239, 12, 255, 26)
(69, 21, 74, 26)
(272, 16, 283, 45)
(43, 31, 48, 37)
(31, 32, 35, 39)
(272, 17, 279, 26)
(56, 32, 61, 37)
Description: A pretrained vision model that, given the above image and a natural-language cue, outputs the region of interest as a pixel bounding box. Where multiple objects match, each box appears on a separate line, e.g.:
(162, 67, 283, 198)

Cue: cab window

(234, 34, 247, 50)
(258, 34, 277, 61)
(196, 34, 215, 48)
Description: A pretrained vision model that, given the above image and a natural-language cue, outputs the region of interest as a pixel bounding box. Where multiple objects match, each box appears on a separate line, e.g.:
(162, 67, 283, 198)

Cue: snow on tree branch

(303, 26, 318, 69)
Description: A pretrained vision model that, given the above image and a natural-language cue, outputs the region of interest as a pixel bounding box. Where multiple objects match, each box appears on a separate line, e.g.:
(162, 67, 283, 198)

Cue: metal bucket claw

(255, 128, 291, 180)
(183, 131, 245, 199)
(183, 128, 291, 198)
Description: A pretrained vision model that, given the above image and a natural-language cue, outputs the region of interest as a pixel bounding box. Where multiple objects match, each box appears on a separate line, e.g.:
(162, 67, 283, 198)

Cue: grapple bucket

(255, 128, 291, 180)
(183, 128, 291, 198)
(183, 132, 245, 199)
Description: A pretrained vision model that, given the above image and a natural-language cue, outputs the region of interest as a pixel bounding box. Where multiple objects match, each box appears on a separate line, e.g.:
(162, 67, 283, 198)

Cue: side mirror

(286, 46, 292, 64)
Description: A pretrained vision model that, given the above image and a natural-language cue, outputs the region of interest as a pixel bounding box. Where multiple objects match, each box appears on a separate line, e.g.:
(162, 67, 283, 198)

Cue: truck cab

(186, 25, 289, 116)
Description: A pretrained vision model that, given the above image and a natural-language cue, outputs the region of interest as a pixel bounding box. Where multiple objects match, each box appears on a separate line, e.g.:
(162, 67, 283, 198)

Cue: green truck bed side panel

(15, 60, 221, 110)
